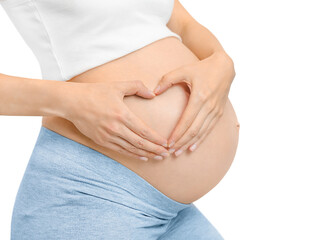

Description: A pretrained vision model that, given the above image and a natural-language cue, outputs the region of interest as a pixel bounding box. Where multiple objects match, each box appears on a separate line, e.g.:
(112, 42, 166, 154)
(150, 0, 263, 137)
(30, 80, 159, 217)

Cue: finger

(186, 112, 217, 153)
(110, 135, 165, 160)
(119, 124, 169, 158)
(188, 109, 224, 152)
(121, 105, 168, 147)
(100, 140, 149, 162)
(167, 92, 205, 148)
(172, 103, 215, 155)
(190, 115, 218, 151)
(153, 67, 191, 95)
(120, 80, 156, 99)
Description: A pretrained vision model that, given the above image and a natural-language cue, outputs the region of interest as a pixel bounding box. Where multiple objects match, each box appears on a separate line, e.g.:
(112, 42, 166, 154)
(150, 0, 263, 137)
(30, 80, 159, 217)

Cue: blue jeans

(11, 126, 224, 239)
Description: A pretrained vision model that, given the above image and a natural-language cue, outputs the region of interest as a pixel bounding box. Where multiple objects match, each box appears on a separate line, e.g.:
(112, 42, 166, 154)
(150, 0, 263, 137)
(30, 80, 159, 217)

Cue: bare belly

(42, 36, 240, 204)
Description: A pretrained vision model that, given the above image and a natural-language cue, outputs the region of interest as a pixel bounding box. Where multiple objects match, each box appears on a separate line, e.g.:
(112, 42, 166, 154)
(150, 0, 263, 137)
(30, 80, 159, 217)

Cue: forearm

(0, 73, 72, 118)
(180, 20, 230, 60)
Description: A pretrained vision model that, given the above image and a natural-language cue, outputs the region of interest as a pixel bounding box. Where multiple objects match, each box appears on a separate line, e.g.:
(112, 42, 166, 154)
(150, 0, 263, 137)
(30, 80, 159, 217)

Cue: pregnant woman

(0, 0, 240, 239)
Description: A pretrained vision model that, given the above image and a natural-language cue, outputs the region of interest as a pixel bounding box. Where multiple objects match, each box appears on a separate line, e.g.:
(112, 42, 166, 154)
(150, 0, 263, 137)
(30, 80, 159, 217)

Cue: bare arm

(167, 0, 231, 60)
(0, 73, 170, 160)
(154, 0, 236, 154)
(0, 73, 70, 117)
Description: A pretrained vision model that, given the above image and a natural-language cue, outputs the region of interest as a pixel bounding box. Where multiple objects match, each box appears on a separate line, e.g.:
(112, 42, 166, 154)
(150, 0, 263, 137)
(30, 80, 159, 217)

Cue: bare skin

(42, 37, 240, 204)
(0, 1, 239, 204)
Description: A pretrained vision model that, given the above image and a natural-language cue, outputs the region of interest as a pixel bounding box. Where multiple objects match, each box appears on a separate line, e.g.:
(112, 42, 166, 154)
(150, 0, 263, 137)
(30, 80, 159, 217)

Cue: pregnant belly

(42, 36, 240, 204)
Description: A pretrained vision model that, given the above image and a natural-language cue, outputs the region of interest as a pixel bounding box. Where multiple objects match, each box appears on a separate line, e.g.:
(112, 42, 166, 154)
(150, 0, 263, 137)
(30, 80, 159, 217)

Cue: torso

(42, 36, 240, 204)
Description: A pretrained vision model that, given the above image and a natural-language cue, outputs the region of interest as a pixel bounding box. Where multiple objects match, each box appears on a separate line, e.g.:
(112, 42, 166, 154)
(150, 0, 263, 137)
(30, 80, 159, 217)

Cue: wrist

(41, 80, 79, 119)
(211, 50, 233, 66)
(210, 51, 236, 80)
(52, 81, 82, 120)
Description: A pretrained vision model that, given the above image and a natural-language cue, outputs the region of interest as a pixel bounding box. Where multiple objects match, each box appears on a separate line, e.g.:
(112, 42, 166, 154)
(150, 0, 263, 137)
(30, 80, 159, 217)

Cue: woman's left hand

(153, 52, 236, 156)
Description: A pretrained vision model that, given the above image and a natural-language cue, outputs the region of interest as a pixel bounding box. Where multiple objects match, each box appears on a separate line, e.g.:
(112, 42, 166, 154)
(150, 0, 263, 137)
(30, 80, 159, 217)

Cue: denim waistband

(31, 126, 191, 219)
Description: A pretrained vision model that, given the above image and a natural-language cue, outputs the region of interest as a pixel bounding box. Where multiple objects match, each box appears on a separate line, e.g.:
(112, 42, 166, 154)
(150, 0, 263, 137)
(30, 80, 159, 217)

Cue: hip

(12, 130, 224, 238)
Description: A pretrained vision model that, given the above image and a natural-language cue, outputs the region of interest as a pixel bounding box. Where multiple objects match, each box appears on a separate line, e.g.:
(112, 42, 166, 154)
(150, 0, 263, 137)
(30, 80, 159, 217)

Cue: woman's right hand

(63, 80, 170, 161)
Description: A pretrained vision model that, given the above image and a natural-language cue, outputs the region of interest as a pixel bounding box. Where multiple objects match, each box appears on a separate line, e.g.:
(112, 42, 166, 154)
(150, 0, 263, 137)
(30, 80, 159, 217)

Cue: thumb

(154, 68, 190, 95)
(122, 80, 156, 99)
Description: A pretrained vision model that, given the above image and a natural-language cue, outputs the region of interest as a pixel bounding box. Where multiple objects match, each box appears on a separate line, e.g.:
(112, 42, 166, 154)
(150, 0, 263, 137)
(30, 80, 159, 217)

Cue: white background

(1, 0, 325, 239)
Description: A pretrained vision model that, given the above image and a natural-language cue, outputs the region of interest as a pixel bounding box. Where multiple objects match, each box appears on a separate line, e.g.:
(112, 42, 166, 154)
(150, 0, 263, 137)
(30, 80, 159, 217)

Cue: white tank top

(0, 0, 181, 81)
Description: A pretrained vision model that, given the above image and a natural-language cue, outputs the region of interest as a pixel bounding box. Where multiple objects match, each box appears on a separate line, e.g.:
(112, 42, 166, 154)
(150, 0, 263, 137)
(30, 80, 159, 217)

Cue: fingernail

(189, 143, 197, 151)
(154, 85, 160, 94)
(154, 155, 163, 160)
(174, 149, 183, 157)
(161, 152, 169, 157)
(139, 156, 148, 161)
(162, 142, 168, 147)
(169, 148, 175, 154)
(168, 141, 175, 148)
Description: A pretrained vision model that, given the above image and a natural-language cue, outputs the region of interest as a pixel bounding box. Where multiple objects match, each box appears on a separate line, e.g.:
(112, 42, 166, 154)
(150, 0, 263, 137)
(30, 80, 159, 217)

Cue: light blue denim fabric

(11, 126, 224, 240)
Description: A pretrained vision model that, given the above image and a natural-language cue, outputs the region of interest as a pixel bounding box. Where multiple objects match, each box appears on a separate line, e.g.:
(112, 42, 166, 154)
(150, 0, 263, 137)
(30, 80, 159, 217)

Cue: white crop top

(0, 0, 181, 81)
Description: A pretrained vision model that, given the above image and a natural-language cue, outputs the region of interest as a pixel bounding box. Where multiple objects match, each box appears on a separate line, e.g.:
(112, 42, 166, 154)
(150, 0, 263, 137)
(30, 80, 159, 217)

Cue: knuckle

(208, 123, 215, 132)
(117, 148, 124, 154)
(102, 142, 114, 151)
(107, 123, 120, 134)
(136, 139, 145, 147)
(94, 137, 105, 146)
(107, 137, 115, 144)
(113, 108, 123, 117)
(154, 147, 163, 154)
(129, 146, 138, 152)
(195, 91, 207, 103)
(95, 133, 110, 146)
(114, 109, 126, 120)
(115, 112, 124, 122)
(191, 132, 200, 141)
(190, 129, 198, 138)
(104, 135, 114, 144)
(208, 101, 216, 112)
(185, 120, 192, 129)
(217, 110, 224, 118)
(139, 129, 149, 138)
(195, 132, 202, 140)
(196, 134, 205, 144)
